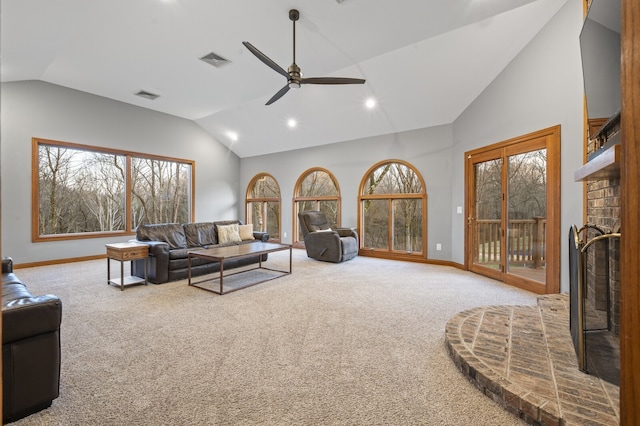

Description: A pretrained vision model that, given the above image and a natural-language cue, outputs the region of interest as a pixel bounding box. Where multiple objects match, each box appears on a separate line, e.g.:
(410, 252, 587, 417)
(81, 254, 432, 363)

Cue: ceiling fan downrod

(288, 9, 301, 89)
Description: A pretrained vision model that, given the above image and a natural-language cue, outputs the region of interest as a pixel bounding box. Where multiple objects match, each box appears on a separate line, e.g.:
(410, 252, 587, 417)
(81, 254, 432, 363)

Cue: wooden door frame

(620, 0, 640, 421)
(466, 148, 504, 282)
(464, 125, 561, 294)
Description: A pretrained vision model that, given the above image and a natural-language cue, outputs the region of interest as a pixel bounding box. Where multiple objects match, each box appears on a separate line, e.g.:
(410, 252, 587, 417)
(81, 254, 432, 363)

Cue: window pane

(251, 175, 279, 198)
(393, 198, 422, 252)
(318, 200, 338, 228)
(265, 201, 280, 240)
(131, 157, 191, 227)
(473, 159, 502, 270)
(249, 202, 264, 231)
(362, 199, 389, 249)
(300, 170, 338, 197)
(249, 201, 280, 241)
(296, 200, 317, 241)
(38, 144, 125, 235)
(364, 163, 423, 195)
(507, 149, 547, 282)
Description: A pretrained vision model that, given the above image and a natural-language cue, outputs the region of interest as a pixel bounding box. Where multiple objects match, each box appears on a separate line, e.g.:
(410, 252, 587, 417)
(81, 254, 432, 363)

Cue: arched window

(359, 160, 427, 260)
(246, 173, 281, 242)
(293, 168, 341, 246)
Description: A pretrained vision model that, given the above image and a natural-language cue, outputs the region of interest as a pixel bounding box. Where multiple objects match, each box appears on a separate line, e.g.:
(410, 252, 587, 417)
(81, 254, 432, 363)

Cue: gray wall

(240, 125, 454, 260)
(451, 0, 585, 291)
(1, 0, 585, 293)
(240, 0, 585, 292)
(1, 80, 240, 264)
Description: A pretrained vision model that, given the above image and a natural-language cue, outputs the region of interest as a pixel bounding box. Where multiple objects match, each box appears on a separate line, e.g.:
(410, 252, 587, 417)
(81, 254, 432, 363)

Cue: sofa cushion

(238, 224, 254, 241)
(183, 222, 216, 247)
(136, 223, 187, 249)
(217, 224, 242, 244)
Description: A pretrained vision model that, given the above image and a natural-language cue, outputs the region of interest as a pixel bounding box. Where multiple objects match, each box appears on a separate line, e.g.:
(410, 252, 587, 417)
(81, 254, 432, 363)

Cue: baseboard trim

(13, 253, 465, 271)
(357, 251, 465, 270)
(13, 254, 106, 269)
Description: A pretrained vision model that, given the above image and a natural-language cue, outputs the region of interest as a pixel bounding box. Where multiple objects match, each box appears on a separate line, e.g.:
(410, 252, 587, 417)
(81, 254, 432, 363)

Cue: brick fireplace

(585, 176, 621, 336)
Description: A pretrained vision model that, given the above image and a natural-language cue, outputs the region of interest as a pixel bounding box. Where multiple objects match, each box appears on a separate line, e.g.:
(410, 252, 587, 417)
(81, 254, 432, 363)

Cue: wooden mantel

(574, 144, 621, 181)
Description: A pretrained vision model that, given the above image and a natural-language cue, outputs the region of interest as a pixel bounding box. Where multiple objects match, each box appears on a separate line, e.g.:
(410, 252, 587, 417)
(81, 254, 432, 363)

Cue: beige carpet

(12, 249, 537, 425)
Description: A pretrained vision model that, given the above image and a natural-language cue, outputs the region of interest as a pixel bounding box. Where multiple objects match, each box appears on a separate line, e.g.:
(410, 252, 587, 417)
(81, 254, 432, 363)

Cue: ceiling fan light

(288, 81, 301, 89)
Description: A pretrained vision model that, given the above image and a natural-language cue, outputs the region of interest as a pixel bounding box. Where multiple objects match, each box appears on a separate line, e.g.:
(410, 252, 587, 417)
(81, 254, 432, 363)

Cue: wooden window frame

(358, 159, 428, 262)
(32, 137, 195, 242)
(245, 173, 282, 242)
(292, 167, 342, 247)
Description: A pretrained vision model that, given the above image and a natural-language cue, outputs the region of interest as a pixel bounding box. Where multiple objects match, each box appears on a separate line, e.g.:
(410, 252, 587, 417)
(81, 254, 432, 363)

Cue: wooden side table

(105, 242, 149, 291)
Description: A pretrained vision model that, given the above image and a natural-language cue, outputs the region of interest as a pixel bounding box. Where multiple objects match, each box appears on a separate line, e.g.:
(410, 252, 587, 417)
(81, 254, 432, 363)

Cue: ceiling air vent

(200, 51, 231, 68)
(135, 90, 160, 100)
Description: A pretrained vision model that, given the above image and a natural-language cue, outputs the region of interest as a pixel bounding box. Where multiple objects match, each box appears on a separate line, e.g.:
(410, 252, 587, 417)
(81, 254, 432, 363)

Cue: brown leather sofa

(2, 257, 62, 423)
(132, 220, 269, 284)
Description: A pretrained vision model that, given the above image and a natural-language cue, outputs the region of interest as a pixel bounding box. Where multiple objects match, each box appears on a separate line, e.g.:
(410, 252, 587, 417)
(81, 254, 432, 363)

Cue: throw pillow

(217, 224, 242, 244)
(238, 224, 254, 241)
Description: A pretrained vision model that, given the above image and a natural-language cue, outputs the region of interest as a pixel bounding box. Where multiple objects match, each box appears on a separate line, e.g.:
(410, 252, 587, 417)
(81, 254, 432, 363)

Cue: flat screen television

(580, 0, 621, 144)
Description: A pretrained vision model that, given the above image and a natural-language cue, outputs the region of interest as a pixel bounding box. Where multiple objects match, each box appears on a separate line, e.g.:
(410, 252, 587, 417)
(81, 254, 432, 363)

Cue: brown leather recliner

(298, 210, 358, 263)
(2, 257, 62, 423)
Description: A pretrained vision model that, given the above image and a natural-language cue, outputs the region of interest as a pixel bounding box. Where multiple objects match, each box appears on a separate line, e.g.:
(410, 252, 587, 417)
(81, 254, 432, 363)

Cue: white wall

(240, 125, 455, 261)
(451, 0, 585, 291)
(1, 81, 240, 264)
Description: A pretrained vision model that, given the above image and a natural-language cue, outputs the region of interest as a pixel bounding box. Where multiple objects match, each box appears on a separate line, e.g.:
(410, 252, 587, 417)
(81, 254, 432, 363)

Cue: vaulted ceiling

(1, 0, 568, 157)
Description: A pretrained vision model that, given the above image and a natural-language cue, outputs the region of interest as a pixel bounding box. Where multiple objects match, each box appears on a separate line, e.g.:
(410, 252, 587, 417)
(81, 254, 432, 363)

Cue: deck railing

(475, 217, 546, 267)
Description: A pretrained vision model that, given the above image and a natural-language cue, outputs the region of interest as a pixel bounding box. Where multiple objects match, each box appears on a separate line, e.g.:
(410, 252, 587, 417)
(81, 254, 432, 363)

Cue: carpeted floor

(12, 249, 537, 425)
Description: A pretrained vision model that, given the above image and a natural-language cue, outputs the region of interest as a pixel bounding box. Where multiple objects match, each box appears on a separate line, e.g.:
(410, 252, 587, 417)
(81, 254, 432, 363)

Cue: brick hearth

(445, 294, 619, 425)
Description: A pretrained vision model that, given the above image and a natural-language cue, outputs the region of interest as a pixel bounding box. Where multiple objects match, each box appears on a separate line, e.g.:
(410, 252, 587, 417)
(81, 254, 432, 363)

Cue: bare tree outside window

(293, 169, 340, 244)
(246, 174, 281, 241)
(360, 161, 426, 258)
(131, 157, 191, 227)
(38, 144, 126, 235)
(33, 139, 194, 241)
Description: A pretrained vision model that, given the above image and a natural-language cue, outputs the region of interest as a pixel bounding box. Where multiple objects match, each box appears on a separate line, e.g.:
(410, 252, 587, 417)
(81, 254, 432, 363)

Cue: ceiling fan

(243, 9, 366, 105)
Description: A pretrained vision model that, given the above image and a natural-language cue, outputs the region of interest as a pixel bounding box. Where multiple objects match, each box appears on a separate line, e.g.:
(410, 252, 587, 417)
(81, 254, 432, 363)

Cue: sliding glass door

(466, 127, 560, 294)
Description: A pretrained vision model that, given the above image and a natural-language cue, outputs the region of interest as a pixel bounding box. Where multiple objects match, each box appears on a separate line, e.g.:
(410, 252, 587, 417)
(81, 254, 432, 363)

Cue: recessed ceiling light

(287, 118, 297, 128)
(365, 97, 377, 109)
(226, 131, 239, 142)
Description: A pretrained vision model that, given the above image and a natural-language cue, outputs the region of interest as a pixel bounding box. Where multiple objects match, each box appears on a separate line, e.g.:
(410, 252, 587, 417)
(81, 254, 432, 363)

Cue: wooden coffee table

(187, 242, 292, 295)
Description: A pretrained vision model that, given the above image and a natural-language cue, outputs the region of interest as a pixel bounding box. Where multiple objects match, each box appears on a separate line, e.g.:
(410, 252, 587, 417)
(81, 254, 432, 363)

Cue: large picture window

(359, 160, 427, 260)
(33, 138, 194, 241)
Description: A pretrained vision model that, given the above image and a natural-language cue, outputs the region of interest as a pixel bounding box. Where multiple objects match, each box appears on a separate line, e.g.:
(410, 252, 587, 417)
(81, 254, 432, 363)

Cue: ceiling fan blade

(266, 84, 291, 105)
(300, 77, 366, 85)
(242, 41, 289, 79)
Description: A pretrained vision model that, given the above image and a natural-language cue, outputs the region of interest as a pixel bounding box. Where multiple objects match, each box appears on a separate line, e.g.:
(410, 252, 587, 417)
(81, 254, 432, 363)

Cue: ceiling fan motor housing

(288, 64, 301, 88)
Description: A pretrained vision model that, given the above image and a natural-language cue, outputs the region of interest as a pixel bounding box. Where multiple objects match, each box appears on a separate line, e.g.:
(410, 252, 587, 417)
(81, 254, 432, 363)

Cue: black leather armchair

(2, 257, 62, 423)
(298, 210, 358, 263)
